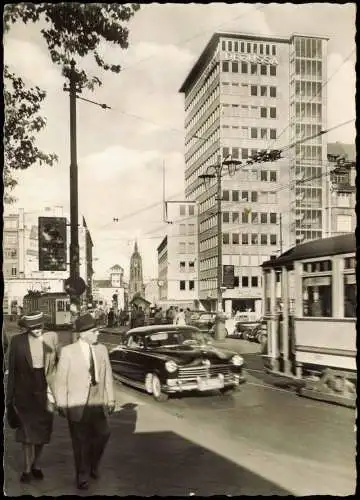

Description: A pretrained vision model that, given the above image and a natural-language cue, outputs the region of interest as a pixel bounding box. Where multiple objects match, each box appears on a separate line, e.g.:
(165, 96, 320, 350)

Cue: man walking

(54, 313, 115, 490)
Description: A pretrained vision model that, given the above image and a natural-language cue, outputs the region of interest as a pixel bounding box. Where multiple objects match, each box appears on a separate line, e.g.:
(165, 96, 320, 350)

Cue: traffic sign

(64, 276, 86, 296)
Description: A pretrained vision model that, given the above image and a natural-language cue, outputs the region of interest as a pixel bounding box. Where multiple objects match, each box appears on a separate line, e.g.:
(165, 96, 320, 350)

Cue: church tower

(129, 241, 145, 301)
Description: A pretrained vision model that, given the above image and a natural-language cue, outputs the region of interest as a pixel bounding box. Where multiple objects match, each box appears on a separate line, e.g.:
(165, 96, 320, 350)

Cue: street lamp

(198, 154, 242, 316)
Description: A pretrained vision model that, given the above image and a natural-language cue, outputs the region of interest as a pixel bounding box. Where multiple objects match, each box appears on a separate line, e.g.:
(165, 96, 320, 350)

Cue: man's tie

(89, 346, 97, 386)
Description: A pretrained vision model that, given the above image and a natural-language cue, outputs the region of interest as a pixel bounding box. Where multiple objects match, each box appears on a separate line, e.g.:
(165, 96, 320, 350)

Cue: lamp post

(199, 155, 242, 319)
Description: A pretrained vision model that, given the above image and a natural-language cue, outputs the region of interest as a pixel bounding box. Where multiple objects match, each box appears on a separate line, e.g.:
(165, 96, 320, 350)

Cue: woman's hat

(75, 313, 96, 333)
(19, 311, 44, 330)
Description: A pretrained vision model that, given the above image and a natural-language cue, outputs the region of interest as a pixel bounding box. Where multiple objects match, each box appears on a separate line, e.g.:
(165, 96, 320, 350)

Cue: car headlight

(165, 360, 178, 373)
(231, 354, 243, 366)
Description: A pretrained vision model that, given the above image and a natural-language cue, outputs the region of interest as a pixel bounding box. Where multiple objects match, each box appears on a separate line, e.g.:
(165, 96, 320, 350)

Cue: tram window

(66, 302, 70, 312)
(303, 277, 332, 317)
(344, 257, 356, 269)
(344, 274, 356, 318)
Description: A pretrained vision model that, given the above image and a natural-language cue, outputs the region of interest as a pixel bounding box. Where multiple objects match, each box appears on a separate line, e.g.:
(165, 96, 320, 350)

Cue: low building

(157, 201, 199, 310)
(93, 265, 126, 310)
(3, 206, 94, 314)
(324, 143, 356, 237)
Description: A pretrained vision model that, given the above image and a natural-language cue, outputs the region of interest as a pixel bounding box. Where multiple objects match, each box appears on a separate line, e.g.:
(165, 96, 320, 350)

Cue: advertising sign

(222, 51, 278, 65)
(38, 217, 67, 271)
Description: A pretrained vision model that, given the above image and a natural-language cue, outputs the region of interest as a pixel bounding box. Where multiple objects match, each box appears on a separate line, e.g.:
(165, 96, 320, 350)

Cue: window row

(295, 59, 322, 79)
(222, 39, 277, 56)
(223, 233, 278, 245)
(221, 103, 277, 119)
(295, 80, 322, 99)
(185, 87, 219, 135)
(303, 260, 332, 273)
(199, 275, 261, 290)
(222, 61, 277, 77)
(223, 211, 278, 224)
(221, 81, 277, 97)
(223, 146, 279, 164)
(294, 38, 322, 59)
(179, 223, 196, 235)
(185, 59, 219, 113)
(3, 233, 18, 245)
(186, 127, 220, 166)
(294, 123, 322, 144)
(222, 254, 270, 267)
(294, 102, 322, 121)
(180, 261, 195, 272)
(221, 125, 277, 140)
(223, 190, 278, 204)
(187, 152, 219, 189)
(221, 125, 277, 141)
(295, 144, 323, 161)
(179, 280, 195, 291)
(179, 242, 196, 254)
(179, 204, 195, 216)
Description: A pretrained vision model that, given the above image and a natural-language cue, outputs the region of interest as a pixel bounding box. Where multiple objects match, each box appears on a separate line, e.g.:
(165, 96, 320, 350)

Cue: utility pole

(68, 60, 80, 318)
(216, 156, 223, 313)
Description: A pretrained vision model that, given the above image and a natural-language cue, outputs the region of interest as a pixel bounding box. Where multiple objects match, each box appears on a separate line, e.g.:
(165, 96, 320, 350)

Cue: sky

(4, 3, 356, 281)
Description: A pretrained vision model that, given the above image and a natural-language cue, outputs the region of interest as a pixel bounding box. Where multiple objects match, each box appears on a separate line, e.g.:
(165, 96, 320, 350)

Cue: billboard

(38, 217, 67, 271)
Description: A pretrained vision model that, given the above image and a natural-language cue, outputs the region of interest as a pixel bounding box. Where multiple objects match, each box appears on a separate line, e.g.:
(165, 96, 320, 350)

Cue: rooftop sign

(222, 51, 279, 65)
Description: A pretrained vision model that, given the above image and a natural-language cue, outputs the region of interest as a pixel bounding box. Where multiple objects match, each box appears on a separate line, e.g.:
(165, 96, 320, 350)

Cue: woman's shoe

(20, 472, 32, 483)
(31, 467, 44, 480)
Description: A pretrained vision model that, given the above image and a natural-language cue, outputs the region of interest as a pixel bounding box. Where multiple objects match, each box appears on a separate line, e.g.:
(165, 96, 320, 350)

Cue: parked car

(189, 311, 217, 332)
(109, 325, 246, 402)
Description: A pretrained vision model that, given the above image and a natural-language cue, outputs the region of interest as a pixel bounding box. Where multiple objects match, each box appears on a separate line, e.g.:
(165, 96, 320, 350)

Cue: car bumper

(163, 374, 246, 393)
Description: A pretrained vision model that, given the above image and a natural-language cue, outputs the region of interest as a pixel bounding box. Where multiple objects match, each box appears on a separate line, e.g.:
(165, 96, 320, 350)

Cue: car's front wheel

(150, 373, 169, 402)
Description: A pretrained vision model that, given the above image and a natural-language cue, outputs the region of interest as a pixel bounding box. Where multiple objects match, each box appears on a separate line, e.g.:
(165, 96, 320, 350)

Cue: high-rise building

(179, 32, 328, 314)
(129, 241, 145, 301)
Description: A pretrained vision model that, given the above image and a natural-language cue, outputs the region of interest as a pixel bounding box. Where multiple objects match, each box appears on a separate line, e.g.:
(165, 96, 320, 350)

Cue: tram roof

(262, 233, 356, 269)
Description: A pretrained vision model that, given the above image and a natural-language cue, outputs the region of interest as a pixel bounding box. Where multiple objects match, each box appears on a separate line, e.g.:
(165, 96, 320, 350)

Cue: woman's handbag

(6, 403, 21, 429)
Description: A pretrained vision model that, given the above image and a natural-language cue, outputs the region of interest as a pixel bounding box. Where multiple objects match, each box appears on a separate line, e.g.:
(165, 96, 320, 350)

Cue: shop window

(344, 274, 356, 318)
(303, 277, 332, 317)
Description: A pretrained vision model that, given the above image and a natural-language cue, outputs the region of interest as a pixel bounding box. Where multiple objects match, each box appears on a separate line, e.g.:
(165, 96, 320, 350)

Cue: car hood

(150, 344, 237, 365)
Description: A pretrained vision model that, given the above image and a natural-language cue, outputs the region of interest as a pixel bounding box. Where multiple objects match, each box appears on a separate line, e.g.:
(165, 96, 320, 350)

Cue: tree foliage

(4, 3, 140, 202)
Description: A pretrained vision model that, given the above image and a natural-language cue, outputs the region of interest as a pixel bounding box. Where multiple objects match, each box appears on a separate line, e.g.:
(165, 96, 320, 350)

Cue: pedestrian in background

(175, 308, 186, 326)
(54, 313, 115, 490)
(185, 308, 192, 325)
(6, 311, 59, 483)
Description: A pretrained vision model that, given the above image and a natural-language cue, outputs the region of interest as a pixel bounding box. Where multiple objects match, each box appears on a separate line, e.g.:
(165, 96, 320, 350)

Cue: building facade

(179, 31, 328, 314)
(324, 143, 356, 237)
(92, 264, 126, 310)
(157, 201, 198, 309)
(128, 242, 145, 301)
(3, 206, 94, 314)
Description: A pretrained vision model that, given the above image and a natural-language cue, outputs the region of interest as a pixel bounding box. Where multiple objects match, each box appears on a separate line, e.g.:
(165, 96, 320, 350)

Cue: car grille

(178, 364, 233, 380)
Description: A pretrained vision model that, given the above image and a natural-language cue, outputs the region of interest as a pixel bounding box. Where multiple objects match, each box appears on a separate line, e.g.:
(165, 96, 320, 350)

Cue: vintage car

(109, 325, 246, 402)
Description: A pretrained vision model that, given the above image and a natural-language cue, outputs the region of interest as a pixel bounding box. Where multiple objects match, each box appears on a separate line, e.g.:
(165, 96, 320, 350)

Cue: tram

(262, 233, 356, 407)
(22, 292, 72, 329)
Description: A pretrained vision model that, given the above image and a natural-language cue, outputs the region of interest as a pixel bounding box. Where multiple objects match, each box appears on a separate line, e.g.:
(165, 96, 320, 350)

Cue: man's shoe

(31, 467, 44, 480)
(90, 470, 100, 480)
(20, 472, 32, 483)
(77, 480, 89, 490)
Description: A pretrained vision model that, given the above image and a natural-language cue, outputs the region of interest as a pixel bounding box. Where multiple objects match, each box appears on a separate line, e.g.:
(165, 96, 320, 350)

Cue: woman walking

(6, 311, 59, 483)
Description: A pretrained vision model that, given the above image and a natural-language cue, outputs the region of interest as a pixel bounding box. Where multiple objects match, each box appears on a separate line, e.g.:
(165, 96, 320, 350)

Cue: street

(4, 327, 356, 496)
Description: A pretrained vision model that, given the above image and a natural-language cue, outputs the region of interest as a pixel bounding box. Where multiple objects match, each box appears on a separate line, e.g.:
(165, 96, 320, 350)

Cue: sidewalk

(4, 387, 292, 497)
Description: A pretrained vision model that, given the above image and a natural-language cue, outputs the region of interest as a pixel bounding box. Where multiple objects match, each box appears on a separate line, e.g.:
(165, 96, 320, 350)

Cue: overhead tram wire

(265, 47, 356, 152)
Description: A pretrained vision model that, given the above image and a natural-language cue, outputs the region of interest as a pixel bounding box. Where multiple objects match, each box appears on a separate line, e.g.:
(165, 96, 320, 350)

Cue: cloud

(4, 36, 62, 89)
(326, 53, 355, 143)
